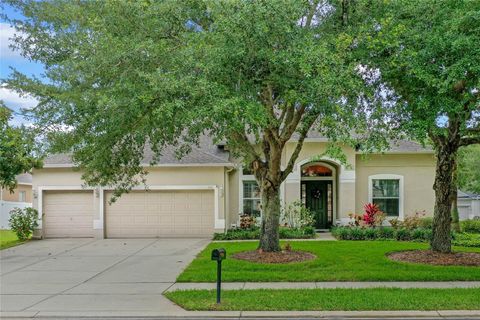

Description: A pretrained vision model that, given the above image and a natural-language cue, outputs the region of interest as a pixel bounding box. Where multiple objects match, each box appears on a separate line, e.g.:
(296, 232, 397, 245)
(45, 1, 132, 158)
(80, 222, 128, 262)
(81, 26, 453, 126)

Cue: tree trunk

(431, 145, 455, 253)
(451, 161, 460, 233)
(258, 183, 281, 252)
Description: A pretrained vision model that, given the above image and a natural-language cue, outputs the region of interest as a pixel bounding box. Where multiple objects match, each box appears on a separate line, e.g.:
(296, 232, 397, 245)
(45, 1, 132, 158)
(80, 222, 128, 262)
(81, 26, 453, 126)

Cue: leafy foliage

(461, 219, 480, 234)
(213, 227, 315, 241)
(8, 207, 39, 241)
(352, 0, 480, 252)
(458, 145, 480, 194)
(0, 105, 41, 192)
(280, 200, 315, 229)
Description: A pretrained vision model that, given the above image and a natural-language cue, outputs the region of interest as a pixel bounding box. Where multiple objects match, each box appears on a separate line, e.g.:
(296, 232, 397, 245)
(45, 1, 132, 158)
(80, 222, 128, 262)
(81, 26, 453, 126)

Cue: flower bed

(331, 226, 480, 247)
(213, 226, 316, 240)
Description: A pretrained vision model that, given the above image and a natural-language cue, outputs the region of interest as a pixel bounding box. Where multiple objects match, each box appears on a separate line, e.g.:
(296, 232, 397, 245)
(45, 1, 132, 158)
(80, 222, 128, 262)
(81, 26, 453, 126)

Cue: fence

(0, 201, 32, 229)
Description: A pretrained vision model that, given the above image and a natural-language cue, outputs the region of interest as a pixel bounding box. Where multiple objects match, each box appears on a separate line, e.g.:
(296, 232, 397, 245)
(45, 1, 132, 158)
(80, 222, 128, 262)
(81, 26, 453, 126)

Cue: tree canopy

(352, 0, 480, 252)
(458, 145, 480, 195)
(0, 103, 41, 192)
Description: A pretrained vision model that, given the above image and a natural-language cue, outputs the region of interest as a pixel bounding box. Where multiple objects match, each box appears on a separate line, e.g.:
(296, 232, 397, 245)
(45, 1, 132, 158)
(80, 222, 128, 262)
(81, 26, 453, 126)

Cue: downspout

(224, 166, 235, 234)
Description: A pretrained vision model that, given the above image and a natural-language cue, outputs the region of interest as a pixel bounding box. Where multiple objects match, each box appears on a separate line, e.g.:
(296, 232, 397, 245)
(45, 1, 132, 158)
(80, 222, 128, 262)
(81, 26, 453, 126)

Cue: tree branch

(459, 136, 480, 147)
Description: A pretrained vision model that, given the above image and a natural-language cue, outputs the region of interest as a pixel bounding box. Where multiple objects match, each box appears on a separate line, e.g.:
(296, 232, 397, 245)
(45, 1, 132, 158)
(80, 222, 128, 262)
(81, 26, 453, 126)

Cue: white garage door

(43, 190, 94, 238)
(105, 190, 215, 238)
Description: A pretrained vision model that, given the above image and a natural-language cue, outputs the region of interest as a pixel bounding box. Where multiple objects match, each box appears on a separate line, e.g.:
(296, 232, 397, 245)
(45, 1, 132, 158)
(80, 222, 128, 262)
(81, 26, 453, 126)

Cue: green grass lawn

(177, 241, 480, 282)
(165, 288, 480, 311)
(0, 230, 24, 249)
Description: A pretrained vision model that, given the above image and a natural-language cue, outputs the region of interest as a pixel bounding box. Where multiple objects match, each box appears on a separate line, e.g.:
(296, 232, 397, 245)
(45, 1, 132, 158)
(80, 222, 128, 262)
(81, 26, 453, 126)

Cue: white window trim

(19, 191, 27, 202)
(239, 167, 261, 219)
(368, 174, 404, 220)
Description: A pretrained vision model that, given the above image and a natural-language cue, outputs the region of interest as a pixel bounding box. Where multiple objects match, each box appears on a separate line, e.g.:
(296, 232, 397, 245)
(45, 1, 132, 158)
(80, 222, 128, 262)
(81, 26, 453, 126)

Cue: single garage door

(105, 190, 214, 238)
(43, 190, 94, 238)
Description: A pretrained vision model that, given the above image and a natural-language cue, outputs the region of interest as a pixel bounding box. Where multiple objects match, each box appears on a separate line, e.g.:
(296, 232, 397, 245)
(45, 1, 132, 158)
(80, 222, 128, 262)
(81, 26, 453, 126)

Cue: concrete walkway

(168, 281, 480, 291)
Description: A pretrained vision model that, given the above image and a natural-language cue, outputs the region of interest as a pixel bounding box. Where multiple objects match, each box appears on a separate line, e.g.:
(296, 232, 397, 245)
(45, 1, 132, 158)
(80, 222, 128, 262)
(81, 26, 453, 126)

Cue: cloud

(0, 22, 23, 59)
(0, 85, 38, 111)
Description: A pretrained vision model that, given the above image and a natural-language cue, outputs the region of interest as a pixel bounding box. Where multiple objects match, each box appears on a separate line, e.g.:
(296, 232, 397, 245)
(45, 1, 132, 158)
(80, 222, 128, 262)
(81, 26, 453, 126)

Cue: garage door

(105, 190, 214, 238)
(43, 190, 94, 238)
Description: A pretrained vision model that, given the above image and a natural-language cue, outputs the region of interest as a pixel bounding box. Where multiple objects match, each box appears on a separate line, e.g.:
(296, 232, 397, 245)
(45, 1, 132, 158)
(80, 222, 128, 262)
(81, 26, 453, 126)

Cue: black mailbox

(211, 248, 226, 261)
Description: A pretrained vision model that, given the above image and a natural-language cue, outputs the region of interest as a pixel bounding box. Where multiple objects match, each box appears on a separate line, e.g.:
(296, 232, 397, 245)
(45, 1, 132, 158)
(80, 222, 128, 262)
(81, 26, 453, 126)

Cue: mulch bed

(232, 249, 316, 264)
(388, 250, 480, 266)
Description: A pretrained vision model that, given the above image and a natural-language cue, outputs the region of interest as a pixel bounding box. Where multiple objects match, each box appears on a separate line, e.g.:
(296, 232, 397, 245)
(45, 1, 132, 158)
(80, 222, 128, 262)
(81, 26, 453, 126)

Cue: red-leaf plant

(363, 203, 381, 227)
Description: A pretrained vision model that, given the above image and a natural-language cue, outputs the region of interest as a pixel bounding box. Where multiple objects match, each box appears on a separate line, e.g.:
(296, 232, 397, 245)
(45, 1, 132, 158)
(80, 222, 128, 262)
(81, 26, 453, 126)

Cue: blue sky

(1, 3, 45, 126)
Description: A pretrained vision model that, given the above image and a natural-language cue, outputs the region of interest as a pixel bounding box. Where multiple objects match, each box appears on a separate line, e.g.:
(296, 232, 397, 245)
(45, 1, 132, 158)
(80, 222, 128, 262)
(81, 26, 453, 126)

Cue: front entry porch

(300, 162, 336, 229)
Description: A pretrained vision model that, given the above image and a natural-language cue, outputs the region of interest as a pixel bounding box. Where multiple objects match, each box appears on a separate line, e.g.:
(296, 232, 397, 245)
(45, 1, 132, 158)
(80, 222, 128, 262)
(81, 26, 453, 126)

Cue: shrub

(402, 210, 427, 230)
(453, 233, 480, 247)
(394, 228, 412, 241)
(8, 207, 39, 241)
(419, 217, 433, 229)
(363, 203, 385, 227)
(213, 226, 315, 240)
(461, 220, 480, 233)
(376, 227, 394, 239)
(239, 214, 256, 230)
(281, 200, 315, 228)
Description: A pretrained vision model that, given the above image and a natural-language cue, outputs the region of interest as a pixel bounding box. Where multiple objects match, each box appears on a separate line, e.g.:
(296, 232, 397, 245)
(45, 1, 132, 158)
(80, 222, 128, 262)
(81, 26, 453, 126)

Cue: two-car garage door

(42, 189, 214, 238)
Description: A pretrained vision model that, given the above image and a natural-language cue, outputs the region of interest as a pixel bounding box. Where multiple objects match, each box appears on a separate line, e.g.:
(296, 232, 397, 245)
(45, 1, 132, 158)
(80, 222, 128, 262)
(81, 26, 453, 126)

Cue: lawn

(177, 241, 480, 282)
(0, 230, 23, 249)
(165, 288, 480, 311)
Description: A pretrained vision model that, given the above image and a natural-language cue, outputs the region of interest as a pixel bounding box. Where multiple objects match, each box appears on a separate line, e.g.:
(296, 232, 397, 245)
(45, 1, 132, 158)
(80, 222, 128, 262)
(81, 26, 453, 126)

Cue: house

(458, 190, 480, 220)
(31, 136, 436, 238)
(0, 173, 33, 229)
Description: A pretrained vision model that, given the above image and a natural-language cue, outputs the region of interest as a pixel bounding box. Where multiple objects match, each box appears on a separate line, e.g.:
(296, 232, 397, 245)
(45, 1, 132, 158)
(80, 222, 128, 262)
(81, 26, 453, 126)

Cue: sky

(1, 3, 44, 126)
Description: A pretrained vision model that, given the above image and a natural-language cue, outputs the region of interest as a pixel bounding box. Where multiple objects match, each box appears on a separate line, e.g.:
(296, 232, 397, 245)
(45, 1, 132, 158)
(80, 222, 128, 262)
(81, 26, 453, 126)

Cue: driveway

(0, 238, 210, 316)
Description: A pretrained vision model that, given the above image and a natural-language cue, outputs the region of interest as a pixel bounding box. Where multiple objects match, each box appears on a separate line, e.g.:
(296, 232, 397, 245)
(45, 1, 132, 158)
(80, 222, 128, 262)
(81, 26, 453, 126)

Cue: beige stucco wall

(355, 153, 436, 218)
(1, 184, 32, 202)
(32, 166, 227, 238)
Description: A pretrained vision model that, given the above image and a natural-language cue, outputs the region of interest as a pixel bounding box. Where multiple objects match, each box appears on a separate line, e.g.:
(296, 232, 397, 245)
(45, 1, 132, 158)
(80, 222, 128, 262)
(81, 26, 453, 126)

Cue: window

(243, 181, 261, 217)
(371, 179, 400, 216)
(19, 191, 26, 202)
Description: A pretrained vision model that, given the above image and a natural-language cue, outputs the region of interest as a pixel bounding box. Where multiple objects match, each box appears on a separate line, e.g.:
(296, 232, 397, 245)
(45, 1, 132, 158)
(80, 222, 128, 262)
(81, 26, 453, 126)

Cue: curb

(2, 310, 480, 319)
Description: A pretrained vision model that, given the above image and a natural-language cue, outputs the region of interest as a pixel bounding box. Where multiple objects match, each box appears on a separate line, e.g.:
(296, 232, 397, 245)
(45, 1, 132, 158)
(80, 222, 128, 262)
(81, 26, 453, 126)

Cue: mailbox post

(211, 248, 226, 304)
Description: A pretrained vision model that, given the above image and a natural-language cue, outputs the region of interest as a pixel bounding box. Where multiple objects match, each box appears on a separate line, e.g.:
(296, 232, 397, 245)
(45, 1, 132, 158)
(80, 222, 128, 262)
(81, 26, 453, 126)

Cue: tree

(355, 0, 480, 252)
(458, 145, 480, 194)
(0, 103, 41, 192)
(4, 1, 386, 251)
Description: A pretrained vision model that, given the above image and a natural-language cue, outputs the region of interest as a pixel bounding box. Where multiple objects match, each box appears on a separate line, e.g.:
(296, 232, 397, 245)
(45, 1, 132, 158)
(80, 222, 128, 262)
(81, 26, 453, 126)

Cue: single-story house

(32, 136, 436, 238)
(458, 190, 480, 220)
(1, 173, 33, 229)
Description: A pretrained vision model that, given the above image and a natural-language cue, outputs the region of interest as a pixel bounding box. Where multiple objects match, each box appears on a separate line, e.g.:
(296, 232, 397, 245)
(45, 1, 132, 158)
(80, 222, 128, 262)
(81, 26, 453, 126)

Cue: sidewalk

(167, 281, 480, 291)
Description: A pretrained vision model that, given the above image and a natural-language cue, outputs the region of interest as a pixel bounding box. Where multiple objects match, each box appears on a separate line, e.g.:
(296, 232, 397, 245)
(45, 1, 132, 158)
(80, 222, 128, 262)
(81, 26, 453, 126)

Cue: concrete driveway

(0, 238, 210, 316)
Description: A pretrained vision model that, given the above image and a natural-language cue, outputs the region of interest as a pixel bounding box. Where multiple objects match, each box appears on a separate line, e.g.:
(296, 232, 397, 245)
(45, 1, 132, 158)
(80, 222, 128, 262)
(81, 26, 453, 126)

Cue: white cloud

(0, 22, 23, 59)
(0, 85, 38, 111)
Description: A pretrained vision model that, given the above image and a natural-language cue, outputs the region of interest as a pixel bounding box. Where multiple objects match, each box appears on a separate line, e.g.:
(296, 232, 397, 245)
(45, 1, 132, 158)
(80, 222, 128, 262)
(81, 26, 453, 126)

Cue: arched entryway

(300, 162, 337, 229)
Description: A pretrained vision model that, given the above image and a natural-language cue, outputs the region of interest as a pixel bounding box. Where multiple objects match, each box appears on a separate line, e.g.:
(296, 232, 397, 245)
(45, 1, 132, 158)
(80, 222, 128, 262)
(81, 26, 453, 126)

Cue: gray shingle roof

(43, 136, 232, 167)
(43, 134, 432, 167)
(16, 173, 32, 184)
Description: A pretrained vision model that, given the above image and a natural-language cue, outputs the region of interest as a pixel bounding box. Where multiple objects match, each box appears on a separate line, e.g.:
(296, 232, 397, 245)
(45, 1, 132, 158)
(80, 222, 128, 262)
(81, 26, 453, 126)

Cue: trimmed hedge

(331, 226, 433, 242)
(453, 233, 480, 247)
(213, 226, 316, 240)
(331, 226, 480, 247)
(461, 220, 480, 233)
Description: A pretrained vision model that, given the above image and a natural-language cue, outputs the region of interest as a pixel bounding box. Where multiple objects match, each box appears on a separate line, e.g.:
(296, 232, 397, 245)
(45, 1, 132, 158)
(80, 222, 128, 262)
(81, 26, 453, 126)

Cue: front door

(303, 181, 332, 229)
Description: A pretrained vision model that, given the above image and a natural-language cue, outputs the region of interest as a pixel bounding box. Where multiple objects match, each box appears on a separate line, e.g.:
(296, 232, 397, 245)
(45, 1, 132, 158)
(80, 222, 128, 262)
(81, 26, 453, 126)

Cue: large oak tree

(4, 0, 391, 251)
(354, 0, 480, 252)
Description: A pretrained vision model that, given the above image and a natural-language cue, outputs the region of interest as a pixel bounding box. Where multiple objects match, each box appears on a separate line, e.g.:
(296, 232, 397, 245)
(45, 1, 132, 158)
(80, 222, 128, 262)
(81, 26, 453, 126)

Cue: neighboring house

(458, 190, 480, 221)
(0, 173, 33, 229)
(31, 135, 436, 238)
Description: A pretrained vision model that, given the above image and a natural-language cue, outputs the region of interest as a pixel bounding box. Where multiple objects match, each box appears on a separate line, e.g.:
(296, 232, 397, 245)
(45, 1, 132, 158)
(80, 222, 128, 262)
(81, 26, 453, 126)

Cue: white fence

(0, 200, 32, 229)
